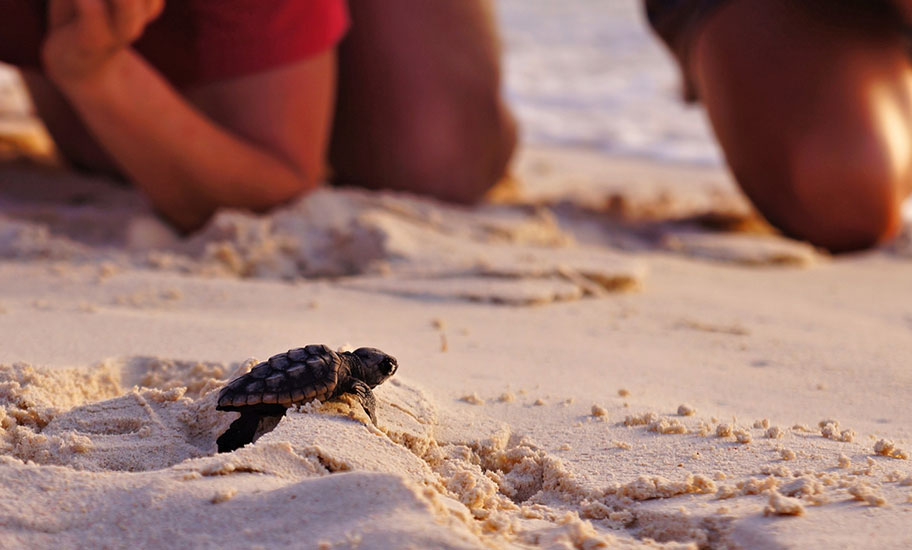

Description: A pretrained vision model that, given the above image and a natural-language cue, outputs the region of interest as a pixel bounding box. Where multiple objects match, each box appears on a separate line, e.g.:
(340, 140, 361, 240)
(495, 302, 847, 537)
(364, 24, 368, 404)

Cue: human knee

(394, 95, 517, 204)
(763, 135, 905, 252)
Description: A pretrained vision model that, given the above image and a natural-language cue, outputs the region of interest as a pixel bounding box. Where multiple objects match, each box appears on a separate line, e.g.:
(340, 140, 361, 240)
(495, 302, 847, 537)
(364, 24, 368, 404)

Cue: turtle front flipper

(347, 380, 377, 425)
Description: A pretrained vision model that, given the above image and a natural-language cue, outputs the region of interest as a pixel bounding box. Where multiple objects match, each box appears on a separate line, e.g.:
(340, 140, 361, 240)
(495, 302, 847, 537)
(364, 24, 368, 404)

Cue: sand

(1, 113, 912, 548)
(5, 0, 912, 544)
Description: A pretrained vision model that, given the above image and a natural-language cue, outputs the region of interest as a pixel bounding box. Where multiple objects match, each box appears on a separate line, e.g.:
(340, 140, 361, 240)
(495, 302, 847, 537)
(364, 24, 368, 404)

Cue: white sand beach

(0, 144, 910, 550)
(1, 2, 912, 548)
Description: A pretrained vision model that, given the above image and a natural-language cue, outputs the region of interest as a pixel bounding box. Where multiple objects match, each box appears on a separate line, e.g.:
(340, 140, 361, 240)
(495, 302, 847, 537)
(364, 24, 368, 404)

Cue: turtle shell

(216, 345, 342, 411)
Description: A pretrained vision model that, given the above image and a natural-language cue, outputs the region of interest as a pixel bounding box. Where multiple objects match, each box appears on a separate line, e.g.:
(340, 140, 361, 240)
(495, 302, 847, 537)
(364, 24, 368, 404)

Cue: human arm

(43, 0, 335, 232)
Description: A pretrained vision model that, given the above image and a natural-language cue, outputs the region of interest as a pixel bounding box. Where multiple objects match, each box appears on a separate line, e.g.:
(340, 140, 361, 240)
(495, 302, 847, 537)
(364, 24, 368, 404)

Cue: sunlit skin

(31, 0, 911, 251)
(24, 0, 516, 232)
(691, 0, 912, 252)
(30, 0, 337, 232)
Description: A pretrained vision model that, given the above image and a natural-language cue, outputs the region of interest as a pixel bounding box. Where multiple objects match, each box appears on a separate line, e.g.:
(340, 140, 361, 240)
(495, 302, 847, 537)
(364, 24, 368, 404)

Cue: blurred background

(4, 0, 910, 228)
(496, 0, 721, 166)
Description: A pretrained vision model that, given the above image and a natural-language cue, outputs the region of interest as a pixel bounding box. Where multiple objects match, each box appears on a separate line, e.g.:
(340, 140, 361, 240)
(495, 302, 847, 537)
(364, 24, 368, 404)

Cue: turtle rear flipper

(217, 411, 260, 453)
(217, 411, 286, 453)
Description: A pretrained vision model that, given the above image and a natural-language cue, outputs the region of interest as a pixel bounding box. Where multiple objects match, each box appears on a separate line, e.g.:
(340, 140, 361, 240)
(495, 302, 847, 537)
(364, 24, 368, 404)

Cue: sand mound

(0, 357, 233, 470)
(0, 159, 843, 311)
(0, 166, 647, 305)
(509, 147, 829, 267)
(660, 229, 821, 267)
(0, 358, 759, 549)
(0, 464, 485, 549)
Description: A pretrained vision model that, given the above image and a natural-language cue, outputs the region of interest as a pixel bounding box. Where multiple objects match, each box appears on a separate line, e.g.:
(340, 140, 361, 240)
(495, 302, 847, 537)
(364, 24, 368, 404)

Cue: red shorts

(0, 0, 349, 87)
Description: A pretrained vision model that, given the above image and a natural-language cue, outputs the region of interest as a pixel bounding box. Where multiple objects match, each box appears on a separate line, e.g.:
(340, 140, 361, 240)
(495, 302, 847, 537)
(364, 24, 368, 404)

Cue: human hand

(42, 0, 164, 85)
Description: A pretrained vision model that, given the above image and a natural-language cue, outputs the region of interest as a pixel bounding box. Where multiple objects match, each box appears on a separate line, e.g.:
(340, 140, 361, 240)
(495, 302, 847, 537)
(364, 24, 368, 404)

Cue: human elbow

(162, 168, 317, 234)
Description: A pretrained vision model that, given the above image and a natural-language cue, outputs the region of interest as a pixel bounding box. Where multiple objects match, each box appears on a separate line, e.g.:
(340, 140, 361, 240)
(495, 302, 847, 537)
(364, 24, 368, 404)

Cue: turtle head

(352, 347, 398, 387)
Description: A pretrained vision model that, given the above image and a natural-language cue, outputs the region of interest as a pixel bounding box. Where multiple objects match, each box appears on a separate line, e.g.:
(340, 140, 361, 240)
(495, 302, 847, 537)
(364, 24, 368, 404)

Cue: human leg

(21, 70, 122, 176)
(651, 0, 912, 251)
(329, 0, 517, 204)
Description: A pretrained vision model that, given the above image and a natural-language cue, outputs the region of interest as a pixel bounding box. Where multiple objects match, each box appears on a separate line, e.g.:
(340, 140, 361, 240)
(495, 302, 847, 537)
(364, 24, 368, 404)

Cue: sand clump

(610, 474, 717, 501)
(459, 393, 485, 406)
(847, 482, 888, 507)
(760, 464, 792, 478)
(779, 476, 826, 505)
(210, 487, 237, 504)
(819, 420, 855, 443)
(624, 411, 659, 427)
(518, 512, 616, 549)
(376, 405, 736, 548)
(648, 418, 688, 435)
(621, 411, 692, 435)
(591, 404, 609, 419)
(766, 426, 784, 439)
(873, 439, 909, 460)
(733, 428, 752, 444)
(497, 392, 516, 403)
(676, 404, 696, 417)
(716, 476, 779, 500)
(381, 424, 665, 544)
(763, 490, 805, 517)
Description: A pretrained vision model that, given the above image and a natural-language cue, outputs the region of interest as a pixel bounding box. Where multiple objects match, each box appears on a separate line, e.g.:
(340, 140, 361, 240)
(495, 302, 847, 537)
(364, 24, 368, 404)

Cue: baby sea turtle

(216, 345, 398, 453)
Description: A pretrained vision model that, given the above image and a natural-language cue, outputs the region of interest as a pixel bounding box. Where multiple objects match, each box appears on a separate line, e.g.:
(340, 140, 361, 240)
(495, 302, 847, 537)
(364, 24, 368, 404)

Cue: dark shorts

(0, 0, 349, 87)
(645, 0, 908, 101)
(644, 0, 728, 101)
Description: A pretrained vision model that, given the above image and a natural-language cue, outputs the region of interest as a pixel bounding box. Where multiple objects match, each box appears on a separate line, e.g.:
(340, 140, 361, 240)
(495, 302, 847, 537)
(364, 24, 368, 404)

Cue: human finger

(108, 0, 147, 44)
(143, 0, 165, 22)
(72, 0, 116, 46)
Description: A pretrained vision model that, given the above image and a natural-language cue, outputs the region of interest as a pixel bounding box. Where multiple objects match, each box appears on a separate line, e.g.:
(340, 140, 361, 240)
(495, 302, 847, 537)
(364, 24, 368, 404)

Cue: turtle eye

(380, 357, 397, 376)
